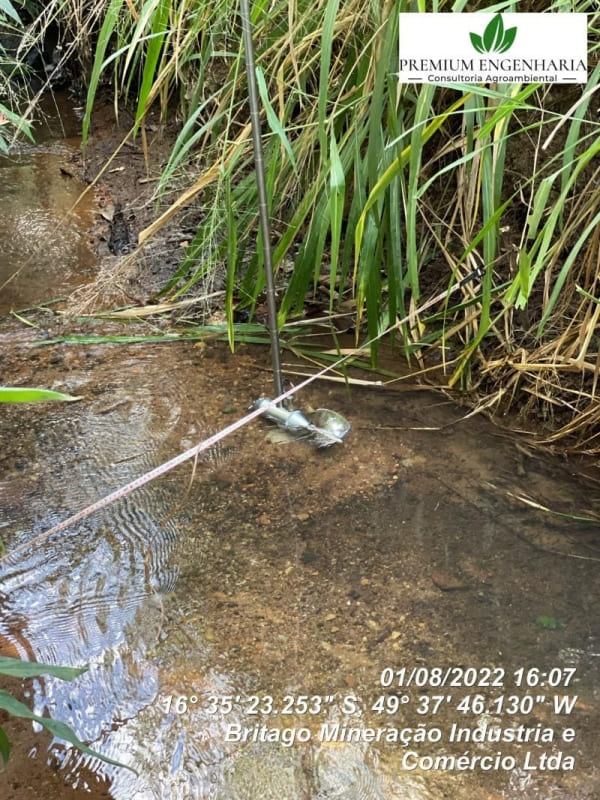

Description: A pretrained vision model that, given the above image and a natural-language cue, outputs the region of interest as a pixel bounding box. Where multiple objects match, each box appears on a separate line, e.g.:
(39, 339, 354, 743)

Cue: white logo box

(399, 13, 588, 84)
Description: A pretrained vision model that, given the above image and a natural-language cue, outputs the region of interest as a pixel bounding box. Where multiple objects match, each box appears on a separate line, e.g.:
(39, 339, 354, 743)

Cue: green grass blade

(318, 0, 341, 155)
(517, 249, 530, 298)
(135, 0, 171, 129)
(560, 61, 600, 198)
(0, 725, 10, 767)
(0, 690, 135, 773)
(518, 136, 600, 310)
(354, 92, 471, 289)
(225, 173, 237, 350)
(255, 66, 298, 176)
(0, 657, 87, 680)
(406, 84, 435, 299)
(328, 130, 345, 312)
(0, 387, 81, 403)
(537, 206, 600, 336)
(525, 174, 555, 241)
(82, 0, 125, 149)
(0, 0, 20, 24)
(157, 98, 225, 193)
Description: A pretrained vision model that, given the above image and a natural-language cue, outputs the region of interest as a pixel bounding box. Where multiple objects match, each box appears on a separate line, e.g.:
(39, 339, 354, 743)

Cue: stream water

(0, 98, 599, 800)
(0, 96, 97, 316)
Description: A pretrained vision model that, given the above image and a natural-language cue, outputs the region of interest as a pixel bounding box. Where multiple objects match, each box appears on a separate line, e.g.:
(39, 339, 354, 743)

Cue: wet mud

(0, 96, 599, 800)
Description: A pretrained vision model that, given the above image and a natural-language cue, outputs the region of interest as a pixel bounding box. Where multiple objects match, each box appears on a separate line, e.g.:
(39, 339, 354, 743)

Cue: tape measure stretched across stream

(0, 263, 484, 566)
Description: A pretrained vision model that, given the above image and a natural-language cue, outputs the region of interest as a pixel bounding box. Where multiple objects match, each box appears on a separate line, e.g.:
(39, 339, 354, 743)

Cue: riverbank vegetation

(3, 0, 600, 452)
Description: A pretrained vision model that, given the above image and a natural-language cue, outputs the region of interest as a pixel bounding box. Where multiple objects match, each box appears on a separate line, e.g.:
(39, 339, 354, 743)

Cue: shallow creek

(0, 100, 599, 800)
(0, 96, 97, 315)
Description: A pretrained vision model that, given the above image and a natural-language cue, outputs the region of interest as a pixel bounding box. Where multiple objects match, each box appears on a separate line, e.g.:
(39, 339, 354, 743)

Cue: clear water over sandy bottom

(1, 331, 598, 799)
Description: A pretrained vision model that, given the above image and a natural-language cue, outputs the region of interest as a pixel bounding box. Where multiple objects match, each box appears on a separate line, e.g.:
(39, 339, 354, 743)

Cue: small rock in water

(266, 429, 296, 445)
(431, 571, 469, 591)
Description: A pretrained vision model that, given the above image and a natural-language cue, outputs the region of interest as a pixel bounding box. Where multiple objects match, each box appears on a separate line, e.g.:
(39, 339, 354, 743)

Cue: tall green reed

(22, 0, 600, 447)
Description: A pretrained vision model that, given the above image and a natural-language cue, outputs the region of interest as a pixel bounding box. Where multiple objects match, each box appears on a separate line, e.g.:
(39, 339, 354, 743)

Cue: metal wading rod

(0, 266, 486, 565)
(240, 0, 284, 399)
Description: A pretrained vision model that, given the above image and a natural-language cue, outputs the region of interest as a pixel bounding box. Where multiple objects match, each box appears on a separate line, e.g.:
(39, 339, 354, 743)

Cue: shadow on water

(0, 100, 599, 800)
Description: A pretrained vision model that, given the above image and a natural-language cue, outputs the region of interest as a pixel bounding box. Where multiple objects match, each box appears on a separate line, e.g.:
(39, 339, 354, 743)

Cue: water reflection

(0, 358, 182, 790)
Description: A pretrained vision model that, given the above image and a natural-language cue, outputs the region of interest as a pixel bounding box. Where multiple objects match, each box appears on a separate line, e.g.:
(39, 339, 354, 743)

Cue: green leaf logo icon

(470, 14, 517, 54)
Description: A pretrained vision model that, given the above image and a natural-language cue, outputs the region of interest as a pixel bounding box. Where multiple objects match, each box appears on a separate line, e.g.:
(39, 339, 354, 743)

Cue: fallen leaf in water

(100, 202, 116, 222)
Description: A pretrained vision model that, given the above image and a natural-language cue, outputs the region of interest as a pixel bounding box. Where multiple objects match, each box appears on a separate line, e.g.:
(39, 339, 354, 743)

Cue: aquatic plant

(0, 656, 133, 771)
